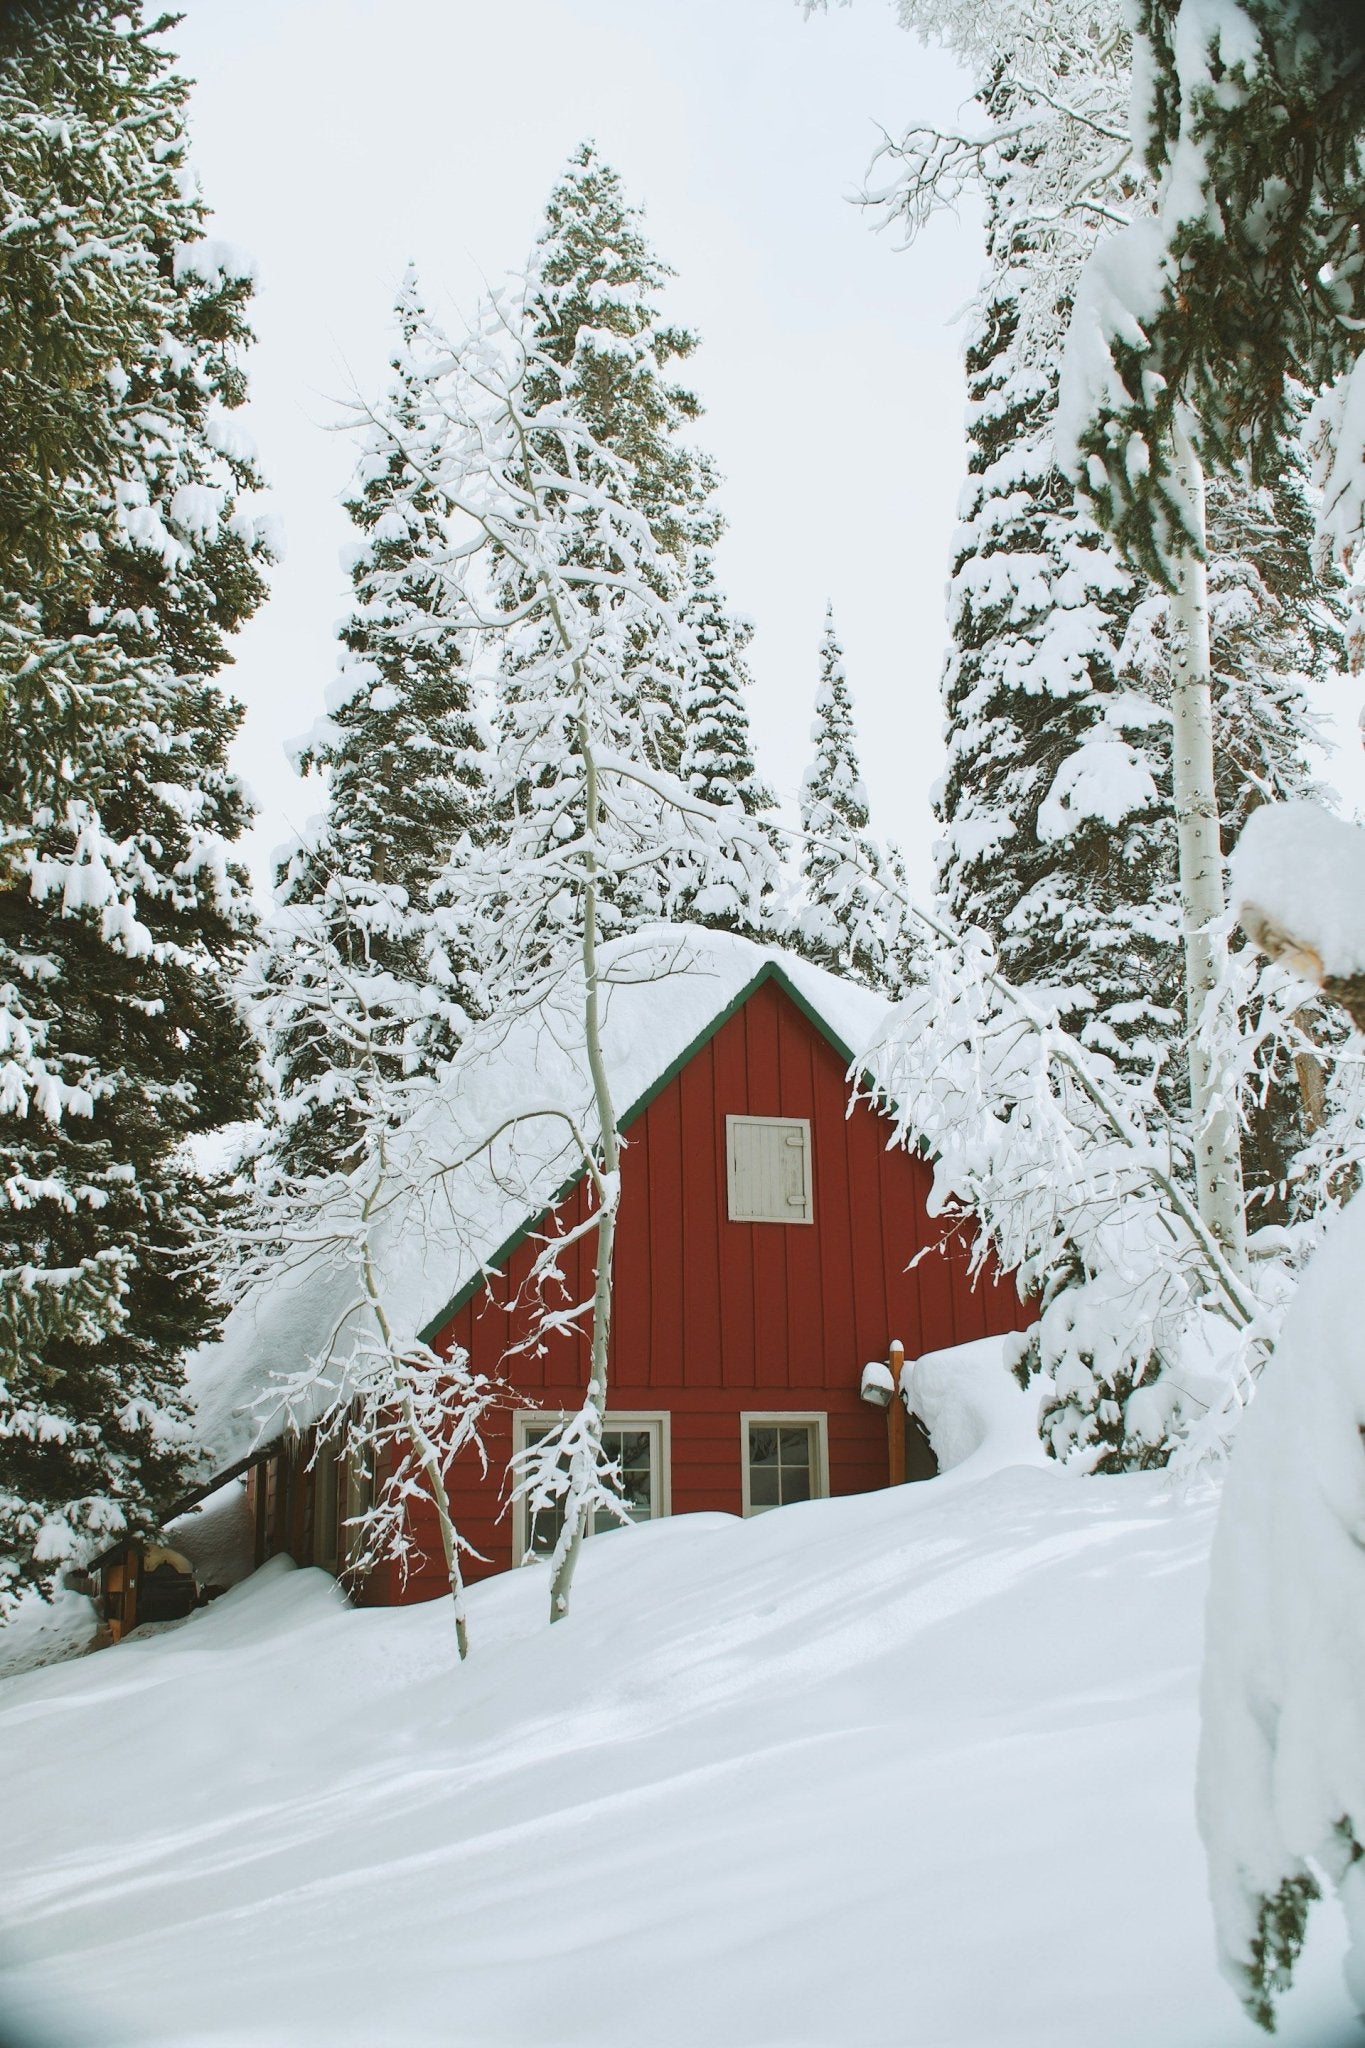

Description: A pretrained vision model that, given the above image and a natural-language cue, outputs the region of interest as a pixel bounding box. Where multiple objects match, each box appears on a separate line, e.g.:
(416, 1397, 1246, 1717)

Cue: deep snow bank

(906, 1332, 1048, 1479)
(0, 1467, 1356, 2048)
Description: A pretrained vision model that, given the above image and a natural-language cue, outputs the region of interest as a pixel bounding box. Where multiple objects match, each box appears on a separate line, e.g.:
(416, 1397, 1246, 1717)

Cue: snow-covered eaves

(186, 926, 890, 1479)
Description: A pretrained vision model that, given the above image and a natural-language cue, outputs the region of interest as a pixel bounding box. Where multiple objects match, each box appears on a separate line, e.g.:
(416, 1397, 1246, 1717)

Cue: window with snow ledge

(726, 1115, 813, 1224)
(741, 1414, 828, 1515)
(512, 1412, 670, 1564)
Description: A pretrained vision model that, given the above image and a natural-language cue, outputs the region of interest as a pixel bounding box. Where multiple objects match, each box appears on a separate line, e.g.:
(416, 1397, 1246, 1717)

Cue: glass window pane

(621, 1469, 652, 1518)
(596, 1468, 652, 1528)
(523, 1425, 563, 1556)
(781, 1466, 811, 1504)
(526, 1419, 657, 1550)
(748, 1426, 778, 1467)
(749, 1464, 780, 1507)
(528, 1501, 564, 1555)
(779, 1427, 812, 1467)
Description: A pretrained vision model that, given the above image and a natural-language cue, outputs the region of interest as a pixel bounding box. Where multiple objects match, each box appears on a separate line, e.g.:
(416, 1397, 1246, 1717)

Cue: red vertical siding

(359, 973, 1032, 1602)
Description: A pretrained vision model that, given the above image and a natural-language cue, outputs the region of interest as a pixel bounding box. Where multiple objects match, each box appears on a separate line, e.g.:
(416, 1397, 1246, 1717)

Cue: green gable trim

(416, 959, 864, 1347)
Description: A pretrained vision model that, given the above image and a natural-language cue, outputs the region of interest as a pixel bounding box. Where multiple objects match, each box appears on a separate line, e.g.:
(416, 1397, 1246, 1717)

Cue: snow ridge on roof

(187, 926, 890, 1475)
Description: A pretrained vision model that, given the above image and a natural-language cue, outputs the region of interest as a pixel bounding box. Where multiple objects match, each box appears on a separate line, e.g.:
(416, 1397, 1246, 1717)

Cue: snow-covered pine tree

(672, 526, 781, 936)
(484, 143, 777, 948)
(796, 605, 914, 991)
(866, 12, 1182, 1078)
(257, 268, 487, 1186)
(856, 8, 1185, 1467)
(518, 140, 710, 777)
(0, 1, 270, 1608)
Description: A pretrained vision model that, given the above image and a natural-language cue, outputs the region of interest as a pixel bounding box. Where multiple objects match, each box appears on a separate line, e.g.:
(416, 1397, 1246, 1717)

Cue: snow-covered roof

(187, 926, 891, 1478)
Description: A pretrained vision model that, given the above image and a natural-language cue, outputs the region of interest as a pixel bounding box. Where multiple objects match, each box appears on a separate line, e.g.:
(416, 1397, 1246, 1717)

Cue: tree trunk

(402, 1394, 470, 1661)
(549, 708, 620, 1624)
(1169, 417, 1247, 1274)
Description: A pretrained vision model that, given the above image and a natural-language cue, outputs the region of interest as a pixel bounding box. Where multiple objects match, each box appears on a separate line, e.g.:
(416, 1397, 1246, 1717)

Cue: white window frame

(739, 1411, 830, 1517)
(511, 1410, 671, 1565)
(725, 1114, 814, 1225)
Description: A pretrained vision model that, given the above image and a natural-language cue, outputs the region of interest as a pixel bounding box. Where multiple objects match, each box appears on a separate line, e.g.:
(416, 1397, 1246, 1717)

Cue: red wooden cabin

(227, 943, 1030, 1603)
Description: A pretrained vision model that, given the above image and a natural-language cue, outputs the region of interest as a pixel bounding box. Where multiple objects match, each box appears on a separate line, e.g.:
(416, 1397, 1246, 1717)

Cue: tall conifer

(488, 143, 780, 943)
(518, 141, 707, 772)
(798, 608, 909, 990)
(672, 531, 780, 936)
(932, 72, 1178, 1076)
(258, 271, 487, 1184)
(0, 1, 269, 1604)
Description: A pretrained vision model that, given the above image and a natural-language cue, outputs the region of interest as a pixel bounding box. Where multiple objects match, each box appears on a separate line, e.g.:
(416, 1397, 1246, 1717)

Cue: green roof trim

(416, 959, 863, 1347)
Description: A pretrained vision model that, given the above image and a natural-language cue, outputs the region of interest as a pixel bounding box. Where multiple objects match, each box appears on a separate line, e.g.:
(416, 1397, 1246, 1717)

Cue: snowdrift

(0, 1461, 1356, 2048)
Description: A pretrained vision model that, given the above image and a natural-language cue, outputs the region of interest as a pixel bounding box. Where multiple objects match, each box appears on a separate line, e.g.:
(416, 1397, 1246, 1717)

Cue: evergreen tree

(257, 269, 488, 1185)
(487, 143, 779, 944)
(519, 139, 709, 774)
(912, 59, 1181, 1080)
(881, 0, 1345, 1077)
(797, 607, 909, 990)
(0, 1, 270, 1607)
(527, 143, 706, 533)
(672, 530, 780, 936)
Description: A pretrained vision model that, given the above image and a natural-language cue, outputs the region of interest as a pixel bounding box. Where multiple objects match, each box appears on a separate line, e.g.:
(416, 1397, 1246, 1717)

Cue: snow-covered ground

(0, 1437, 1357, 2047)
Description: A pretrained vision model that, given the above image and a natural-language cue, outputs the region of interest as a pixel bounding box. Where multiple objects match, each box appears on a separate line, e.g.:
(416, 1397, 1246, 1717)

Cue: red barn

(188, 932, 1031, 1606)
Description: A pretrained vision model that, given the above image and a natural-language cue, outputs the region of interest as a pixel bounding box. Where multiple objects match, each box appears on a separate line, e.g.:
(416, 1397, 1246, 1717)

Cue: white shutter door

(726, 1117, 812, 1223)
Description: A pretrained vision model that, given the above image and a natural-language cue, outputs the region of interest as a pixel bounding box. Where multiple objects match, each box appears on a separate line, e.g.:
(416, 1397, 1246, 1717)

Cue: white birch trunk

(548, 703, 621, 1624)
(399, 1390, 470, 1660)
(1169, 417, 1247, 1274)
(361, 1136, 472, 1659)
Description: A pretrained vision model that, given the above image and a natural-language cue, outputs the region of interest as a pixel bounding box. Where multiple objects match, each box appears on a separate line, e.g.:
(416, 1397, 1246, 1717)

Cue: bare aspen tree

(349, 276, 773, 1627)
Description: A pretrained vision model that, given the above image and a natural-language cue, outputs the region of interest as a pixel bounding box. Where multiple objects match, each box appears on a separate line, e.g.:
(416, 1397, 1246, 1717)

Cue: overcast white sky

(173, 0, 1363, 908)
(172, 0, 985, 901)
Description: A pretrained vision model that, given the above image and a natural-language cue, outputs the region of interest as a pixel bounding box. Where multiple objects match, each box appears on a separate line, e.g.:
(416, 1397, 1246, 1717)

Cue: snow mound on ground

(1, 1467, 1353, 2048)
(906, 1332, 1050, 1479)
